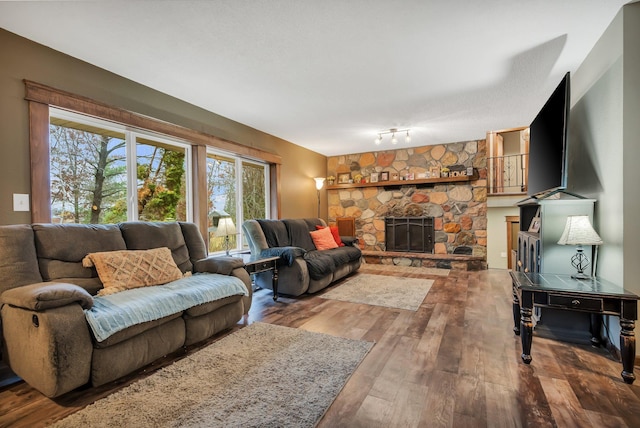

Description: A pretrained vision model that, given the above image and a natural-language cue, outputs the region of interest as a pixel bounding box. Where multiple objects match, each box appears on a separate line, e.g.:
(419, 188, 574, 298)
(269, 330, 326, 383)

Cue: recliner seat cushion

(303, 246, 362, 280)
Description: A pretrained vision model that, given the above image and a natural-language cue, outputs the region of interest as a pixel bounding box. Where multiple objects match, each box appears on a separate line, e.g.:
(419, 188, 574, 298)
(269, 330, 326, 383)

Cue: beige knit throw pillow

(83, 247, 183, 296)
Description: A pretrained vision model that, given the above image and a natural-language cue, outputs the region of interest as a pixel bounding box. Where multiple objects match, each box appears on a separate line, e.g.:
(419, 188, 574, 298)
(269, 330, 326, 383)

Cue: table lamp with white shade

(215, 216, 237, 256)
(557, 215, 603, 279)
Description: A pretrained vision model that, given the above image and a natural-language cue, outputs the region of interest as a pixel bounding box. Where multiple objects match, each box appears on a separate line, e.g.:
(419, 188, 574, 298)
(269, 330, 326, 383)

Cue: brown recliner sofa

(0, 221, 252, 398)
(242, 218, 361, 296)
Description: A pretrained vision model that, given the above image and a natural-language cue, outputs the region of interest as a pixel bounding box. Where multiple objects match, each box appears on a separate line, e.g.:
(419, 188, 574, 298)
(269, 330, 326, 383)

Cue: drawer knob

(571, 299, 580, 306)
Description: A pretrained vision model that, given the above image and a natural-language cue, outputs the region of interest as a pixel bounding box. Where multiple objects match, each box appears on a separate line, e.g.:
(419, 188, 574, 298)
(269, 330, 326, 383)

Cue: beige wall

(0, 29, 326, 225)
(486, 206, 519, 270)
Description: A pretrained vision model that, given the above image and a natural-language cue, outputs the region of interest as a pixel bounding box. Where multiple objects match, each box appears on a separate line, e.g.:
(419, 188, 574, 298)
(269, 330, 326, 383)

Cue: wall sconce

(557, 215, 603, 279)
(314, 177, 325, 217)
(374, 128, 411, 145)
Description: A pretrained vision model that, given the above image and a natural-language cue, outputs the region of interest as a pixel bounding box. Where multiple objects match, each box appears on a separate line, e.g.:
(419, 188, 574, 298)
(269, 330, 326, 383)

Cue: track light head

(374, 128, 410, 146)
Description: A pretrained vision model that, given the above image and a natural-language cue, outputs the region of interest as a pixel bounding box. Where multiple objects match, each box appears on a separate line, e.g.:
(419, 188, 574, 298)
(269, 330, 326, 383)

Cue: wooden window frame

(25, 80, 282, 236)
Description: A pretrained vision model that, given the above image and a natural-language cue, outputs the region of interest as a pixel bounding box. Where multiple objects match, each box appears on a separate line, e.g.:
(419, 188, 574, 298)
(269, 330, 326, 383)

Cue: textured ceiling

(0, 1, 630, 156)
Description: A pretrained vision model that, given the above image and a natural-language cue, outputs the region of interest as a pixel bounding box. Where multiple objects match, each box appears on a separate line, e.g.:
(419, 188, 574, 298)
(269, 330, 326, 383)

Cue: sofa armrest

(194, 256, 245, 275)
(260, 246, 306, 266)
(1, 282, 93, 311)
(341, 236, 359, 247)
(1, 301, 93, 397)
(193, 256, 252, 313)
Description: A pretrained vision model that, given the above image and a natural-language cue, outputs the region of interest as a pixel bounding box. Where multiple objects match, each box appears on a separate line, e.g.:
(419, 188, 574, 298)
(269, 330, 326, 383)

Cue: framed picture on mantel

(337, 173, 351, 184)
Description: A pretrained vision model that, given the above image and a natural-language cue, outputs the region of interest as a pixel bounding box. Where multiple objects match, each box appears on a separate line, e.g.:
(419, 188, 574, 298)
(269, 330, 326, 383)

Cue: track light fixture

(374, 128, 411, 145)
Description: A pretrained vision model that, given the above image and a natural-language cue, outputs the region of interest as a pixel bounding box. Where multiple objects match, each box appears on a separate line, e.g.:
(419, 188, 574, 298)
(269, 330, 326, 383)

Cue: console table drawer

(548, 294, 603, 312)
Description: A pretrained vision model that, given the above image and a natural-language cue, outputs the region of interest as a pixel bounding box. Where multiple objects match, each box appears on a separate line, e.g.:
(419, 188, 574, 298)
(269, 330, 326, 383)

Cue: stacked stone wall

(327, 140, 487, 258)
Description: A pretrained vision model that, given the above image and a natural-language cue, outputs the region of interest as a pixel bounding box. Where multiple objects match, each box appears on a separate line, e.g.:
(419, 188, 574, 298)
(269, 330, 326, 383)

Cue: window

(207, 151, 268, 253)
(27, 80, 281, 240)
(50, 109, 191, 224)
(135, 135, 190, 222)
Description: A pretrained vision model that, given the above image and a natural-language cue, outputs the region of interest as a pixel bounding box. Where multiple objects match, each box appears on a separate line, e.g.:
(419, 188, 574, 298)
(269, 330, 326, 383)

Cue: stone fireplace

(385, 216, 434, 253)
(326, 140, 488, 259)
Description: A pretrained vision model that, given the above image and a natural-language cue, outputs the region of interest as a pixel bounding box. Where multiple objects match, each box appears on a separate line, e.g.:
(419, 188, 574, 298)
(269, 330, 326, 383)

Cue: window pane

(242, 161, 266, 221)
(49, 120, 127, 224)
(136, 137, 187, 222)
(207, 154, 236, 252)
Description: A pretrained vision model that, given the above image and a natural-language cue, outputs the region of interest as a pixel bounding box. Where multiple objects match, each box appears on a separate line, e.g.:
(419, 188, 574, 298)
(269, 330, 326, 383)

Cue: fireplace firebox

(384, 217, 434, 253)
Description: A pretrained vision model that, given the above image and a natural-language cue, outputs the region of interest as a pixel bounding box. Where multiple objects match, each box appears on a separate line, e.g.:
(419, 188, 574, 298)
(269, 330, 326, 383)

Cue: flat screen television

(527, 72, 570, 197)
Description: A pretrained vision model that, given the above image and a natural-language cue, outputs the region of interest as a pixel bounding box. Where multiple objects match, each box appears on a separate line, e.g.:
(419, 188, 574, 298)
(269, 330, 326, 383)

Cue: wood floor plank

(484, 382, 523, 428)
(584, 409, 628, 428)
(453, 374, 487, 422)
(418, 370, 457, 427)
(388, 381, 429, 427)
(352, 394, 394, 428)
(538, 375, 594, 427)
(369, 335, 417, 401)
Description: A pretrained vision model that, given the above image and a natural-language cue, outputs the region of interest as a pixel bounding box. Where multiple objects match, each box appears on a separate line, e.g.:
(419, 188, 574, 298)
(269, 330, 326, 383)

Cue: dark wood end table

(510, 271, 639, 384)
(238, 254, 279, 301)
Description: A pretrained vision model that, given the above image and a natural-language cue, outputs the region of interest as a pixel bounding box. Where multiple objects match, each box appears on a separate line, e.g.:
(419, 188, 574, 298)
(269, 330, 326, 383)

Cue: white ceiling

(0, 1, 630, 156)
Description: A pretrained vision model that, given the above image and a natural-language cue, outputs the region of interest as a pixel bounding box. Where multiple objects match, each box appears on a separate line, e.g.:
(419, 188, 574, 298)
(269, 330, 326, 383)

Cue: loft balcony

(488, 153, 527, 196)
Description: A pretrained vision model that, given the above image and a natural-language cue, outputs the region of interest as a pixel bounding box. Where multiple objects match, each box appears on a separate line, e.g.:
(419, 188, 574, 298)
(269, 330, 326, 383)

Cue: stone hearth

(362, 250, 487, 271)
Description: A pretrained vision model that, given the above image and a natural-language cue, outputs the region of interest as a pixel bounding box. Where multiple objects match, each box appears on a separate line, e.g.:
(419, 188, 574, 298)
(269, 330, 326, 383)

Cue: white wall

(622, 1, 640, 311)
(569, 2, 640, 352)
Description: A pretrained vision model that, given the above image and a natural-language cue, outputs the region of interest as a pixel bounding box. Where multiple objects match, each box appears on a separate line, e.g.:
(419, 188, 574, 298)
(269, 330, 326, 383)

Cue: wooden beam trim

(28, 101, 51, 223)
(24, 80, 282, 165)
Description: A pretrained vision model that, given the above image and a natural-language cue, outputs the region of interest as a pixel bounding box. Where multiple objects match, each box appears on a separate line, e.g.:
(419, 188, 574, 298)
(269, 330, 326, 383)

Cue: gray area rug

(321, 273, 434, 311)
(52, 322, 373, 428)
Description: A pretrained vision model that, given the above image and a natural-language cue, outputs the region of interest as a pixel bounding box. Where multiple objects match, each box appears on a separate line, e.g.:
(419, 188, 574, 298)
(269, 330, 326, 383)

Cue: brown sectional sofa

(0, 221, 252, 397)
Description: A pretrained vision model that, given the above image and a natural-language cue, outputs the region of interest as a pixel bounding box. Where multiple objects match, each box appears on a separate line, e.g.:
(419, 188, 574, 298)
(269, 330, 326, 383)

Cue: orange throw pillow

(310, 226, 339, 250)
(315, 225, 345, 246)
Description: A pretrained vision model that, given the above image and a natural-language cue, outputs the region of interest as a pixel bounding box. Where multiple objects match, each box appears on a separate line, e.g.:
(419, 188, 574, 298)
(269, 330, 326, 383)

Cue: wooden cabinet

(516, 194, 596, 275)
(515, 192, 597, 344)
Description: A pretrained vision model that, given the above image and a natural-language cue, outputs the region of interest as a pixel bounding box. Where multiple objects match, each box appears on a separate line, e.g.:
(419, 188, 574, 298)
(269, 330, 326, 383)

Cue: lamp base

(570, 248, 591, 280)
(571, 272, 591, 280)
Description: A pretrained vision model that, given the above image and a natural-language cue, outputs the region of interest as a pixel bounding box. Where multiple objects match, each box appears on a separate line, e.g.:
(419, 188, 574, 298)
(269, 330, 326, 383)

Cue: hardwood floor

(1, 267, 639, 427)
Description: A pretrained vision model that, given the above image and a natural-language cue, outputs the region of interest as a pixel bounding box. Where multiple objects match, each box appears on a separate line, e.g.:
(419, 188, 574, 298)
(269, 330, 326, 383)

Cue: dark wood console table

(510, 271, 639, 384)
(239, 254, 279, 301)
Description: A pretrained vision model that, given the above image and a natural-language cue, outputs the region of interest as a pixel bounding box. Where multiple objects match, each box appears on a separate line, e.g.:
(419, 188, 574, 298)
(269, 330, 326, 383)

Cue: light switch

(13, 194, 30, 212)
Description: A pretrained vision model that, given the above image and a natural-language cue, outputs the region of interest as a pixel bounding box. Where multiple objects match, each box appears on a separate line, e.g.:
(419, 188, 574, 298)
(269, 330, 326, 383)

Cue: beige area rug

(361, 263, 450, 276)
(321, 273, 435, 311)
(52, 322, 373, 428)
